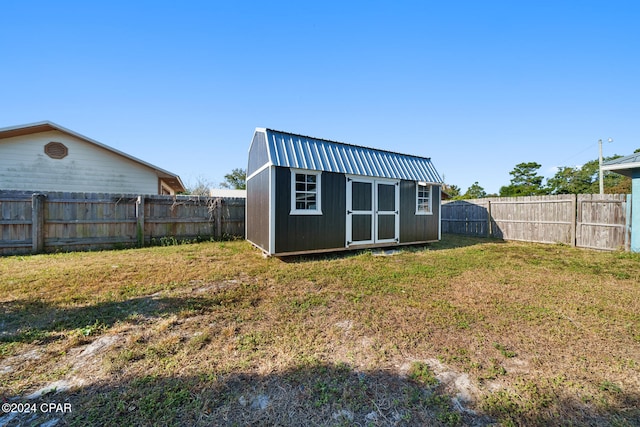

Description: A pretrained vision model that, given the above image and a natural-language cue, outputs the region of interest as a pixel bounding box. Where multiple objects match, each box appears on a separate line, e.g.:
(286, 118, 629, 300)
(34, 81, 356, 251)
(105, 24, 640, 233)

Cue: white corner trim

(247, 162, 271, 181)
(269, 166, 276, 255)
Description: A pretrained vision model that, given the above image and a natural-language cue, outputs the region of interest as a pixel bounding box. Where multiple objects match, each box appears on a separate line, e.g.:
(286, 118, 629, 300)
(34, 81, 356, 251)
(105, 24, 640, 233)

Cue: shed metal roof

(262, 129, 442, 183)
(602, 152, 640, 177)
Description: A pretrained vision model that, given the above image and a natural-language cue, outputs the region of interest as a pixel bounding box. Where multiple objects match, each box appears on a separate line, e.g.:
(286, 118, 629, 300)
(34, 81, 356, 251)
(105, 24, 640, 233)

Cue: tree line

(444, 150, 639, 200)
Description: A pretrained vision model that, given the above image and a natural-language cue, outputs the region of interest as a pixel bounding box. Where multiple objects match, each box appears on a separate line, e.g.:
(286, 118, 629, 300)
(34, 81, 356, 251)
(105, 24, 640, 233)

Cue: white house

(209, 188, 246, 198)
(0, 121, 185, 195)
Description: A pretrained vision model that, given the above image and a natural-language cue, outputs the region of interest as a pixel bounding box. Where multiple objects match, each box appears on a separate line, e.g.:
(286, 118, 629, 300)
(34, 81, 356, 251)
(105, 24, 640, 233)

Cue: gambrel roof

(257, 128, 442, 183)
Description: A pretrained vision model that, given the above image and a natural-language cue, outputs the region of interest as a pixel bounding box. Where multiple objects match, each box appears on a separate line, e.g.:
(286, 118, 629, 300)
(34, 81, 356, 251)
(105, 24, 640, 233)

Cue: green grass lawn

(1, 235, 639, 426)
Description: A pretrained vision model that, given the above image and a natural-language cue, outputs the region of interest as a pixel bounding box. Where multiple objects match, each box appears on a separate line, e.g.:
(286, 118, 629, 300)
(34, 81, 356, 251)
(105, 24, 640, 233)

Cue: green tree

(461, 181, 487, 199)
(547, 156, 632, 194)
(220, 168, 246, 190)
(442, 183, 461, 198)
(546, 161, 597, 195)
(600, 156, 631, 193)
(500, 162, 546, 196)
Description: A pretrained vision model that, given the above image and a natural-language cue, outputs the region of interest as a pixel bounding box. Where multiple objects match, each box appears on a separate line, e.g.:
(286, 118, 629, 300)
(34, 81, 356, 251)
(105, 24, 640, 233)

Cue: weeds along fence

(442, 194, 631, 251)
(0, 191, 245, 255)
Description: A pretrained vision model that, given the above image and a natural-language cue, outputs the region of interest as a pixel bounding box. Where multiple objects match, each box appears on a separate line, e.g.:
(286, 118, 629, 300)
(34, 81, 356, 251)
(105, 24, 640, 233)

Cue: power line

(557, 142, 598, 166)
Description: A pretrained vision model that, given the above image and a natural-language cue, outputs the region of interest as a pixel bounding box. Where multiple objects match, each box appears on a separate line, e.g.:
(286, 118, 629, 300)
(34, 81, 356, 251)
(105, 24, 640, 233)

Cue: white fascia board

(269, 165, 276, 255)
(0, 120, 51, 133)
(602, 162, 640, 171)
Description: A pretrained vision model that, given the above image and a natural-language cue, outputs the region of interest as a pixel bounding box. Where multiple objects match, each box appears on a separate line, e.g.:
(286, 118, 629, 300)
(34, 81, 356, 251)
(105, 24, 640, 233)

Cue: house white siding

(0, 130, 159, 194)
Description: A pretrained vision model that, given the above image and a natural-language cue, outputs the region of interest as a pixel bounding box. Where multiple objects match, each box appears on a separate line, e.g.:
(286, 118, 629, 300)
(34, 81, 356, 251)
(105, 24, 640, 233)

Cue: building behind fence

(442, 194, 631, 251)
(0, 191, 245, 255)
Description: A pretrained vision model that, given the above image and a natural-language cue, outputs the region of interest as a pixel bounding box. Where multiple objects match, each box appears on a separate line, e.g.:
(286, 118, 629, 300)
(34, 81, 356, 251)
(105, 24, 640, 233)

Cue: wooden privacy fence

(442, 194, 631, 251)
(0, 191, 245, 255)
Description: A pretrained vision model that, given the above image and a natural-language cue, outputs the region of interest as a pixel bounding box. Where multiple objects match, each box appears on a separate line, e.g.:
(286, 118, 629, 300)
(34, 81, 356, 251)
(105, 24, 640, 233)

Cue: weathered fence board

(0, 191, 246, 255)
(442, 194, 630, 251)
(490, 195, 576, 245)
(0, 192, 32, 255)
(576, 194, 628, 251)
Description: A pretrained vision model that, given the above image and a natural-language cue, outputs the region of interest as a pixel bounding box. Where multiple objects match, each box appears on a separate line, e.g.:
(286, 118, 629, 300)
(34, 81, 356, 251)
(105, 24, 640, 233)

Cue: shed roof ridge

(264, 128, 432, 161)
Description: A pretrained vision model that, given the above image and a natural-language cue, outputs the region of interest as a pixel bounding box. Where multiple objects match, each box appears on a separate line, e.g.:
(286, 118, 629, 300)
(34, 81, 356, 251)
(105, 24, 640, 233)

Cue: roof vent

(44, 142, 68, 159)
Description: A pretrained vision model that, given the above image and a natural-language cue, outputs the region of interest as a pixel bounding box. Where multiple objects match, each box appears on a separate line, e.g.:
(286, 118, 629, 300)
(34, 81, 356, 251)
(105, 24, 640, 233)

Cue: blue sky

(2, 1, 639, 194)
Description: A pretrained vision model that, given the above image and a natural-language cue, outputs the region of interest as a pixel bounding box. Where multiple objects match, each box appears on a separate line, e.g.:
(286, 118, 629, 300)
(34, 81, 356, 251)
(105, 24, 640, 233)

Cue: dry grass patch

(1, 236, 639, 426)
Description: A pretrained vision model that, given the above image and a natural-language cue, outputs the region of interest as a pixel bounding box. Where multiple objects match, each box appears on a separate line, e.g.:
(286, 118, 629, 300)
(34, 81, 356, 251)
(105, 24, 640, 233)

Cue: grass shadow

(0, 295, 226, 345)
(1, 362, 489, 426)
(3, 360, 639, 426)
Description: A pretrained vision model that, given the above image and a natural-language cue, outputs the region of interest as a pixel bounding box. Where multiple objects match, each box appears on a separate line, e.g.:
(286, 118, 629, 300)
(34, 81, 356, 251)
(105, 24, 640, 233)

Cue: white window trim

(416, 182, 433, 215)
(290, 169, 322, 215)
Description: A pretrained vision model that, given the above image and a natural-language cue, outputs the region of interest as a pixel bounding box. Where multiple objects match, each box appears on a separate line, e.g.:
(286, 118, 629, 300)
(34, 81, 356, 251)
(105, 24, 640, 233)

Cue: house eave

(602, 162, 640, 177)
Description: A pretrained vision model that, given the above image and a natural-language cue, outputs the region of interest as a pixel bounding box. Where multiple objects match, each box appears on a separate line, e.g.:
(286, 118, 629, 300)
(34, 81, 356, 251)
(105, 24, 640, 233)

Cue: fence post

(136, 196, 145, 247)
(486, 200, 492, 237)
(571, 194, 577, 247)
(215, 197, 223, 240)
(31, 193, 46, 254)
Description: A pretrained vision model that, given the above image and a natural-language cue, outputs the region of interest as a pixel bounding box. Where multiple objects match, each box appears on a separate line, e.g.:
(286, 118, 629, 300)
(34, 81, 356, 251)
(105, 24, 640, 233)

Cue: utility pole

(599, 138, 613, 194)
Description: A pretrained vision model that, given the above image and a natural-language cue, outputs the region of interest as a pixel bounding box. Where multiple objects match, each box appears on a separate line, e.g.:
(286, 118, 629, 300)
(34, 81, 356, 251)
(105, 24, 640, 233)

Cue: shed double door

(346, 177, 400, 247)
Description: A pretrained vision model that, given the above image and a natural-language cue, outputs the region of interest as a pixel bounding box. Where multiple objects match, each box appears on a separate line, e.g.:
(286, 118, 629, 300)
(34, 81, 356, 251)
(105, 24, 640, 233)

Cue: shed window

(290, 169, 322, 215)
(416, 183, 432, 214)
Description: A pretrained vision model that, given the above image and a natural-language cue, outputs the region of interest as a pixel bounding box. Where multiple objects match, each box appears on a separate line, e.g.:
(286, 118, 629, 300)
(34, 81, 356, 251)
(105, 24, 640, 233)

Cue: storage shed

(246, 128, 443, 256)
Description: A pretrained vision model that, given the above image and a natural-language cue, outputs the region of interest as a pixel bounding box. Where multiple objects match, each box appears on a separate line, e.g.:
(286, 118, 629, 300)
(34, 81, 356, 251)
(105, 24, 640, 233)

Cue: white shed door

(347, 177, 399, 247)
